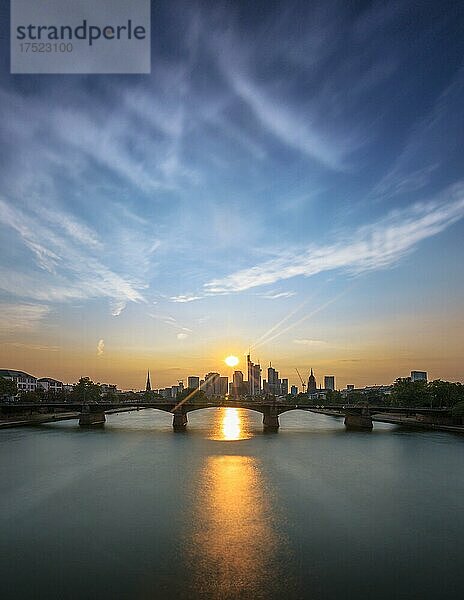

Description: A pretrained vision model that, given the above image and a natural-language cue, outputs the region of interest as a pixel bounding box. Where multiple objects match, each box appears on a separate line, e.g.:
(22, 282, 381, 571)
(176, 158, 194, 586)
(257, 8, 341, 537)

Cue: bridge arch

(183, 404, 265, 416)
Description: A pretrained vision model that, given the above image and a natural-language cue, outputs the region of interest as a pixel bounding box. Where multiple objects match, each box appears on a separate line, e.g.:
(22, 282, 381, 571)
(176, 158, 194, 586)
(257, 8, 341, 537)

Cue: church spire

(146, 370, 151, 392)
(307, 368, 317, 394)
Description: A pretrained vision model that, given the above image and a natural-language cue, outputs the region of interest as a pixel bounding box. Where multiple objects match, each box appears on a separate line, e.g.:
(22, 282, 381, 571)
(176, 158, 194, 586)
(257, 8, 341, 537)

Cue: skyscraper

(145, 370, 151, 392)
(247, 354, 252, 393)
(231, 370, 245, 397)
(219, 376, 229, 396)
(247, 354, 261, 397)
(324, 376, 335, 391)
(267, 364, 279, 396)
(187, 376, 200, 390)
(281, 378, 289, 396)
(204, 372, 220, 397)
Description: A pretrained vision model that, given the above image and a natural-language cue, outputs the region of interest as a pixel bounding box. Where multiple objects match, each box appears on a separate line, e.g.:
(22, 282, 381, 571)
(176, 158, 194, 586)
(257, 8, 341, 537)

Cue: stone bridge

(1, 400, 458, 432)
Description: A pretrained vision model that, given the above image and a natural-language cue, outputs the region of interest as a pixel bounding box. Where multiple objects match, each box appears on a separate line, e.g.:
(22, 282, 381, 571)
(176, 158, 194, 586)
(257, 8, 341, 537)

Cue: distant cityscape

(0, 352, 429, 401)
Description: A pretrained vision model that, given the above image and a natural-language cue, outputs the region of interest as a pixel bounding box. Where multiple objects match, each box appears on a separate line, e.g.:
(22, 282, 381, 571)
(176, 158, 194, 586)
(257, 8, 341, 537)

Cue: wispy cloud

(170, 294, 203, 303)
(0, 198, 146, 314)
(205, 184, 464, 293)
(211, 33, 351, 171)
(3, 342, 60, 352)
(372, 70, 464, 200)
(260, 291, 296, 300)
(222, 65, 348, 170)
(149, 313, 193, 335)
(97, 339, 105, 356)
(0, 303, 50, 332)
(293, 339, 327, 346)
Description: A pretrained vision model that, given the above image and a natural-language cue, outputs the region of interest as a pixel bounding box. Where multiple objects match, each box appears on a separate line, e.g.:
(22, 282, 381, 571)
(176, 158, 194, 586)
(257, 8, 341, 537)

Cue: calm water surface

(1, 408, 463, 599)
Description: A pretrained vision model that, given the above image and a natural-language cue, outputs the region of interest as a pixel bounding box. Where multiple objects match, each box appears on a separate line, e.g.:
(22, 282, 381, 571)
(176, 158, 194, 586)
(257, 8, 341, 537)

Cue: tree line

(318, 378, 464, 414)
(2, 376, 464, 415)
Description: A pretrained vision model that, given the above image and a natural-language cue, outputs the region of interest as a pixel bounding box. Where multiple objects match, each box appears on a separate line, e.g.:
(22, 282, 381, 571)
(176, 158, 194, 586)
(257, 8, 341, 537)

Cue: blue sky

(0, 0, 463, 388)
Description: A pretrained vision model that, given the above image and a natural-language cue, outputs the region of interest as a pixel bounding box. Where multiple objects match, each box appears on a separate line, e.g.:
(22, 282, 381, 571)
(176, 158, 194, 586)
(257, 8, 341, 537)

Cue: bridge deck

(1, 403, 461, 433)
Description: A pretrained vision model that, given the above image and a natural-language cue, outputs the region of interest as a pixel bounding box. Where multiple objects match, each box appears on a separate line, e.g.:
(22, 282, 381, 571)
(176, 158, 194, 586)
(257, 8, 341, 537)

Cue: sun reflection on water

(188, 454, 283, 598)
(222, 407, 241, 440)
(209, 407, 253, 441)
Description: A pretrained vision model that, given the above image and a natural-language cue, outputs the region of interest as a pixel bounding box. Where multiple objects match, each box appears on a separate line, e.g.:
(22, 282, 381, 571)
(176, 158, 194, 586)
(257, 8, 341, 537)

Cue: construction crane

(295, 368, 306, 393)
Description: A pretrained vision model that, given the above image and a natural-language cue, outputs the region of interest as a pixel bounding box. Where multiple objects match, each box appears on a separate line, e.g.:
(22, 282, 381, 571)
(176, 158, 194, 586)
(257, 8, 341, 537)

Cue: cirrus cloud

(205, 184, 464, 294)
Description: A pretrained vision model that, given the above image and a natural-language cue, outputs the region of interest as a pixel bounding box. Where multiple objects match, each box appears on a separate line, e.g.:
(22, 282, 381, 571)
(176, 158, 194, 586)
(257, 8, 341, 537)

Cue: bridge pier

(263, 408, 279, 431)
(172, 411, 188, 430)
(344, 412, 373, 431)
(79, 411, 106, 427)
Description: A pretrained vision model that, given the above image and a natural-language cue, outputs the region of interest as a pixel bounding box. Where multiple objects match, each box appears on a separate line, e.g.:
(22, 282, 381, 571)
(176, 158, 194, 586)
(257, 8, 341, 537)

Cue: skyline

(1, 1, 464, 389)
(0, 357, 438, 394)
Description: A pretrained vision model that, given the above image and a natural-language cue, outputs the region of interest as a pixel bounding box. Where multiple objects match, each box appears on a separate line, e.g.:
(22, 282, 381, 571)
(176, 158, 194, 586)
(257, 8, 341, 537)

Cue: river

(0, 408, 463, 599)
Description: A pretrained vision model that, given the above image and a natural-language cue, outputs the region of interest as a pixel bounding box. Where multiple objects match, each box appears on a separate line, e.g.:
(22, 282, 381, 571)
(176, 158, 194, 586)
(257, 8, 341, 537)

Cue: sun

(225, 355, 239, 367)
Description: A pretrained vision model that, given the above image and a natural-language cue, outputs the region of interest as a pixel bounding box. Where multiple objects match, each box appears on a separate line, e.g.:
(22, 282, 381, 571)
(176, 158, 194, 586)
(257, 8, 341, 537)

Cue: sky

(0, 0, 463, 390)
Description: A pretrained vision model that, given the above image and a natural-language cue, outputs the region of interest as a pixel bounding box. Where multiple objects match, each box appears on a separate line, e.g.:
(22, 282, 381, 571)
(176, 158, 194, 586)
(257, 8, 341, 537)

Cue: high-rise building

(145, 370, 151, 392)
(307, 368, 317, 394)
(204, 372, 220, 397)
(252, 363, 261, 396)
(411, 371, 427, 383)
(231, 370, 245, 397)
(281, 378, 289, 396)
(171, 385, 181, 397)
(219, 376, 229, 396)
(324, 376, 335, 391)
(267, 364, 280, 396)
(187, 376, 200, 390)
(247, 354, 253, 393)
(247, 354, 261, 397)
(290, 385, 298, 396)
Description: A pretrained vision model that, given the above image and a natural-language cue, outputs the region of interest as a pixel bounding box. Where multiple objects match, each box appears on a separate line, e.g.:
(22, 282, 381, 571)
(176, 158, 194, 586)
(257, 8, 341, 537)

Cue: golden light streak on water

(208, 407, 253, 441)
(222, 407, 241, 440)
(187, 454, 283, 598)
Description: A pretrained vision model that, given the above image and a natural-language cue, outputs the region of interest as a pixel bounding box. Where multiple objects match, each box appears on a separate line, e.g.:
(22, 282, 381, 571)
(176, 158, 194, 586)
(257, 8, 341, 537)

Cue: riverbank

(312, 409, 464, 434)
(0, 412, 80, 428)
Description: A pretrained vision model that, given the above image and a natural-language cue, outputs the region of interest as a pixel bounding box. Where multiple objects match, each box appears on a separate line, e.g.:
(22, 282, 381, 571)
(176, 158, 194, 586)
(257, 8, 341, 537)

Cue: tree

(297, 392, 308, 401)
(0, 376, 17, 400)
(428, 380, 464, 408)
(143, 389, 163, 402)
(364, 389, 387, 405)
(104, 391, 118, 404)
(21, 390, 41, 403)
(71, 377, 101, 403)
(451, 401, 464, 417)
(345, 391, 365, 405)
(326, 390, 342, 404)
(390, 378, 431, 406)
